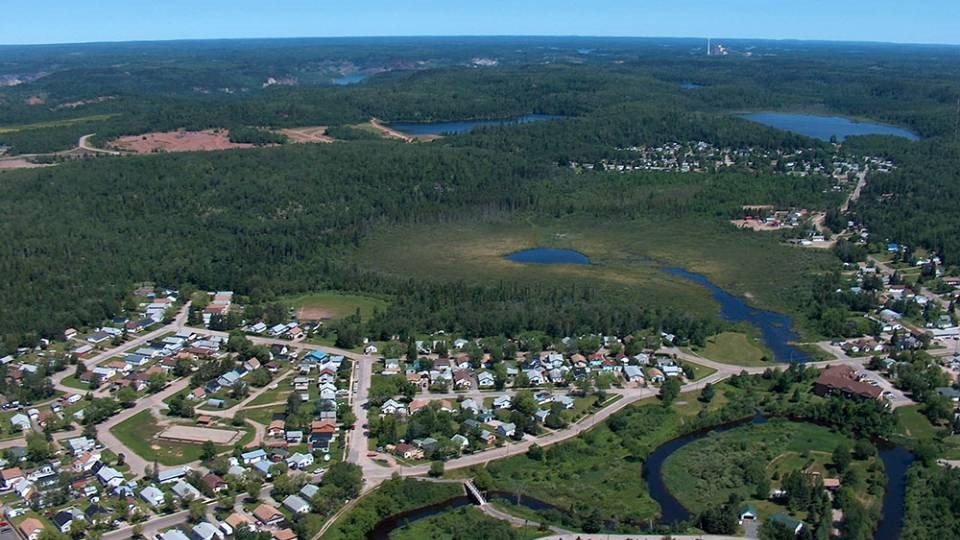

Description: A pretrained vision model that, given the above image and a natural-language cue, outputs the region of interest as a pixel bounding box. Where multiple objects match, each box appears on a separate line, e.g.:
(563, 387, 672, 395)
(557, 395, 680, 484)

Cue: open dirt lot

(158, 424, 240, 444)
(278, 126, 334, 143)
(111, 129, 253, 153)
(0, 158, 51, 170)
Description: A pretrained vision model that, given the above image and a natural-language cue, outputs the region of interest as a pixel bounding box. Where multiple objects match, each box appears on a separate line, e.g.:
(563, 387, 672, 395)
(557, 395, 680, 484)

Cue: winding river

(367, 417, 913, 539)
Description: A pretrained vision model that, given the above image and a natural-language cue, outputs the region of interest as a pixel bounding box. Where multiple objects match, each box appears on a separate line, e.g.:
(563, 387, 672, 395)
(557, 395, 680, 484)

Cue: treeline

(901, 464, 960, 539)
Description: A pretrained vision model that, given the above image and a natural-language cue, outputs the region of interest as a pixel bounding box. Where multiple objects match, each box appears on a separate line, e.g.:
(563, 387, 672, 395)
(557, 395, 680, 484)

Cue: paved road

(78, 133, 122, 155)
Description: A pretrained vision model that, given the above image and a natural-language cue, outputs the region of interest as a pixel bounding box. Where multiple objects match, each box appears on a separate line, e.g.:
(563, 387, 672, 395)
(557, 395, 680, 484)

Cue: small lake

(389, 114, 562, 136)
(741, 112, 919, 142)
(662, 267, 807, 362)
(331, 73, 368, 85)
(505, 247, 590, 265)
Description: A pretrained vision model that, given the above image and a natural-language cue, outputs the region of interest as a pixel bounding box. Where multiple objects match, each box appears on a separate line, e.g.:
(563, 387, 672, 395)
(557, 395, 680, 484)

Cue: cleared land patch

(686, 331, 773, 366)
(278, 126, 334, 143)
(111, 129, 253, 153)
(282, 291, 389, 321)
(158, 424, 240, 444)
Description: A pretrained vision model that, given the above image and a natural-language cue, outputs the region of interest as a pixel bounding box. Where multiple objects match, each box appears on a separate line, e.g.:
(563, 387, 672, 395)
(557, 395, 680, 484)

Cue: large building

(813, 365, 881, 401)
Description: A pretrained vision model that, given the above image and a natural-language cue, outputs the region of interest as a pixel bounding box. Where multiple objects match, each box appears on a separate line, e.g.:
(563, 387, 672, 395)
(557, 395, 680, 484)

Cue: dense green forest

(1, 37, 959, 347)
(901, 464, 960, 539)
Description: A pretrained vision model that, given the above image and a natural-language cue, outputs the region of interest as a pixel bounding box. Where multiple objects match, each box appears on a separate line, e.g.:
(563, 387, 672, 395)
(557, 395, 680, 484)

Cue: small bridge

(464, 480, 488, 506)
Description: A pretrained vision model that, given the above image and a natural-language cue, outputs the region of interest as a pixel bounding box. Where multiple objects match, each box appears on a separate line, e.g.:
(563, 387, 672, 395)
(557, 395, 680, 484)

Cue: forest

(1, 37, 959, 349)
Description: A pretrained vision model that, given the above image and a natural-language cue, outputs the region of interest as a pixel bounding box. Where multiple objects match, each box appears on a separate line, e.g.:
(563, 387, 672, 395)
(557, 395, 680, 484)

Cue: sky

(2, 0, 959, 46)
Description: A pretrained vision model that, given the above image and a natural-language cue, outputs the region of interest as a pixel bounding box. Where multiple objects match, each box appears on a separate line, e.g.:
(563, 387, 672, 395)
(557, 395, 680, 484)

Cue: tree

(116, 386, 137, 407)
(527, 443, 545, 461)
(832, 443, 852, 473)
(659, 378, 681, 406)
(245, 476, 264, 501)
(201, 440, 217, 461)
(428, 461, 444, 478)
(116, 452, 126, 467)
(699, 383, 715, 403)
(188, 499, 206, 523)
(26, 432, 52, 462)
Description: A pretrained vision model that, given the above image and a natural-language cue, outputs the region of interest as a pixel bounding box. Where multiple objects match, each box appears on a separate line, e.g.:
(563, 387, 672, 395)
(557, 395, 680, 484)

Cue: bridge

(464, 480, 488, 506)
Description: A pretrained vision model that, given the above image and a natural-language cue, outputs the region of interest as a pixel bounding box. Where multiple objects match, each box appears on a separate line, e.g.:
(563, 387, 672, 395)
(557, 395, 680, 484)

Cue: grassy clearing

(278, 291, 389, 321)
(58, 374, 90, 390)
(246, 384, 292, 406)
(485, 388, 730, 530)
(110, 410, 248, 465)
(662, 420, 878, 514)
(0, 114, 118, 134)
(683, 359, 718, 381)
(894, 405, 960, 458)
(686, 331, 773, 366)
(353, 217, 834, 337)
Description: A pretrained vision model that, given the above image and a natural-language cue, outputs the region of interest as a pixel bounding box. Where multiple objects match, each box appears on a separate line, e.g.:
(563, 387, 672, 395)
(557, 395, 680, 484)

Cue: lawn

(686, 331, 773, 366)
(110, 410, 249, 465)
(683, 359, 718, 381)
(59, 374, 91, 390)
(278, 291, 389, 322)
(390, 506, 543, 540)
(352, 217, 836, 338)
(661, 419, 882, 514)
(246, 384, 292, 406)
(244, 405, 285, 426)
(894, 405, 960, 458)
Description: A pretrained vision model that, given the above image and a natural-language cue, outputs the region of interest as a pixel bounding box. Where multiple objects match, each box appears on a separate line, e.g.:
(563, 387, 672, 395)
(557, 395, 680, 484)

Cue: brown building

(813, 365, 882, 401)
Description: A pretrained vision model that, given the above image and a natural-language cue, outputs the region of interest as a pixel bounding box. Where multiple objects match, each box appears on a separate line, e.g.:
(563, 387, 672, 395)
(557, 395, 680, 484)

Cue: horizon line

(2, 33, 960, 48)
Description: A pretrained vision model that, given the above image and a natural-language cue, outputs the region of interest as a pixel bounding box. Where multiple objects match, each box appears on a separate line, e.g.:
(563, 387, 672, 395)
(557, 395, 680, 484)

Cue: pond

(504, 247, 590, 265)
(389, 114, 562, 136)
(644, 415, 913, 538)
(662, 267, 807, 362)
(740, 112, 919, 142)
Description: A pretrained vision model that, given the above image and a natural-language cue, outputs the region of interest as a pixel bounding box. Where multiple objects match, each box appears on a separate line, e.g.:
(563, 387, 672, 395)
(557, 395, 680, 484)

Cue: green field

(662, 420, 878, 514)
(895, 405, 960, 459)
(390, 506, 543, 540)
(110, 410, 250, 465)
(279, 291, 389, 321)
(353, 217, 835, 337)
(686, 331, 773, 367)
(0, 114, 118, 134)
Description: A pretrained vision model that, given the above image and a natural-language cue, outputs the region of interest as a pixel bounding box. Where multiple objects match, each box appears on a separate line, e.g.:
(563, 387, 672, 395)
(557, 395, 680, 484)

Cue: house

(936, 387, 960, 402)
(140, 485, 165, 507)
(191, 522, 219, 540)
(477, 371, 495, 388)
(66, 436, 96, 456)
(188, 387, 206, 401)
(492, 396, 512, 409)
(270, 324, 288, 337)
(10, 413, 30, 432)
(18, 517, 44, 540)
(51, 508, 83, 534)
(525, 369, 544, 386)
(274, 529, 297, 540)
(158, 466, 190, 484)
(286, 452, 314, 470)
(283, 494, 311, 514)
(383, 358, 401, 375)
(1, 467, 23, 489)
(381, 399, 407, 416)
(769, 513, 804, 535)
(393, 443, 424, 460)
(310, 420, 337, 452)
(364, 343, 379, 355)
(623, 365, 645, 382)
(268, 420, 286, 438)
(286, 430, 304, 443)
(171, 479, 202, 500)
(451, 434, 469, 450)
(300, 484, 320, 500)
(202, 473, 227, 494)
(96, 466, 124, 488)
(533, 410, 549, 423)
(72, 450, 102, 473)
(478, 430, 497, 446)
(241, 449, 268, 465)
(739, 505, 758, 523)
(453, 370, 473, 389)
(84, 504, 112, 525)
(225, 513, 253, 533)
(813, 365, 881, 401)
(253, 504, 284, 526)
(645, 367, 665, 383)
(556, 395, 575, 409)
(497, 423, 517, 438)
(250, 322, 268, 334)
(160, 530, 190, 540)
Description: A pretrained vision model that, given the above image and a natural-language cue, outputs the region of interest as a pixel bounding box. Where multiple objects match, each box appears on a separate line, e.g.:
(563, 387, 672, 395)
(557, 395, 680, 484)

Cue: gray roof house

(283, 494, 311, 514)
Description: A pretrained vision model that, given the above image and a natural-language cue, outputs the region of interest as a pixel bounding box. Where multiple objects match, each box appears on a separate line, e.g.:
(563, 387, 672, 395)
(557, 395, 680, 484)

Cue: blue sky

(2, 1, 958, 46)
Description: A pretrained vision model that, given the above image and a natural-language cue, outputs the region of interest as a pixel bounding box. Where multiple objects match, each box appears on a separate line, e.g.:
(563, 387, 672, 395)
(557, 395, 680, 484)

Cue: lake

(389, 114, 562, 136)
(741, 112, 919, 142)
(505, 247, 590, 265)
(662, 267, 807, 362)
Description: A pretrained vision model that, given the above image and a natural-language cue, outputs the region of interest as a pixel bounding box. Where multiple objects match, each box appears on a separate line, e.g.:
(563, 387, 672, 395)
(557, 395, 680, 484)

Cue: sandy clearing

(111, 129, 254, 154)
(0, 158, 52, 170)
(297, 307, 335, 321)
(158, 424, 240, 444)
(279, 126, 334, 143)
